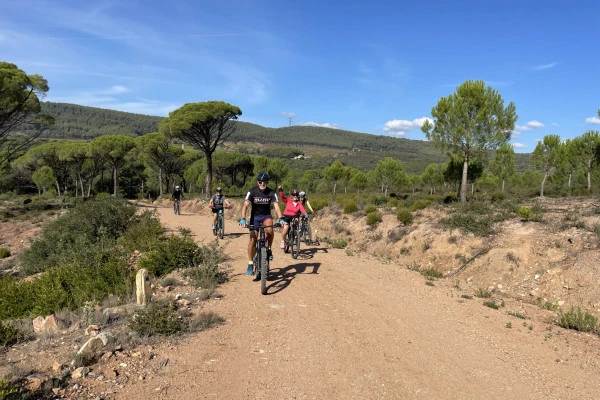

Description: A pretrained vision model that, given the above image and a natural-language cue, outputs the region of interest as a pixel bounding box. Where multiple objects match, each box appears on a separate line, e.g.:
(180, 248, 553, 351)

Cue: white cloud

(585, 116, 600, 124)
(280, 112, 296, 118)
(532, 62, 558, 71)
(383, 117, 432, 136)
(513, 120, 545, 133)
(298, 122, 340, 129)
(512, 142, 527, 149)
(101, 85, 130, 95)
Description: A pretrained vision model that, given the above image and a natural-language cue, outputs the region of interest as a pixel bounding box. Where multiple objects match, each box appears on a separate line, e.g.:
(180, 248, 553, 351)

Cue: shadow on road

(264, 262, 321, 295)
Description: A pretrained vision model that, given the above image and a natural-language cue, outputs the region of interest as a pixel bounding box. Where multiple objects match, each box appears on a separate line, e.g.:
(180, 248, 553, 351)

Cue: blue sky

(1, 0, 599, 153)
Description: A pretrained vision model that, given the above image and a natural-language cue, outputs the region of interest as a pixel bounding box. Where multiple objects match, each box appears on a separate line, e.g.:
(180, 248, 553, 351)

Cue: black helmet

(216, 187, 222, 192)
(256, 172, 270, 181)
(290, 189, 299, 196)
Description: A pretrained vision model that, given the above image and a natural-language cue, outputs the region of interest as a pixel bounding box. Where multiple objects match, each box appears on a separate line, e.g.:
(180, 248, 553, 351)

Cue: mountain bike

(173, 199, 181, 215)
(299, 215, 312, 245)
(214, 206, 232, 239)
(284, 215, 301, 259)
(249, 222, 281, 295)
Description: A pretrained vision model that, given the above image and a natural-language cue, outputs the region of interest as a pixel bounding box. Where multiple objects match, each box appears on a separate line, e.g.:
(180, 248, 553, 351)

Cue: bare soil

(2, 197, 600, 399)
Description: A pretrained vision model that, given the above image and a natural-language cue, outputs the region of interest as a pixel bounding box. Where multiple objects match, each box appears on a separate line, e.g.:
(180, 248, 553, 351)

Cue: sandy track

(117, 206, 600, 400)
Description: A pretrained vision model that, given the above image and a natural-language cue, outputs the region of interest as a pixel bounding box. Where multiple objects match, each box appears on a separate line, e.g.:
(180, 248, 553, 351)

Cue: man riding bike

(277, 188, 308, 249)
(239, 173, 284, 276)
(172, 185, 183, 213)
(209, 187, 232, 233)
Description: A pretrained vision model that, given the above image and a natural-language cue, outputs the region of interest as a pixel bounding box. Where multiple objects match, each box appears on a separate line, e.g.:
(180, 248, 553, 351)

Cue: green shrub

(396, 207, 413, 225)
(558, 307, 598, 332)
(491, 191, 505, 202)
(130, 302, 187, 337)
(0, 248, 10, 259)
(119, 210, 164, 253)
(366, 211, 382, 226)
(474, 288, 492, 298)
(364, 205, 377, 213)
(409, 199, 431, 211)
(331, 239, 347, 249)
(343, 201, 358, 214)
(420, 268, 443, 279)
(139, 234, 202, 277)
(189, 311, 225, 332)
(20, 197, 139, 276)
(387, 198, 399, 208)
(372, 196, 388, 206)
(0, 322, 25, 346)
(310, 198, 329, 212)
(483, 301, 500, 310)
(518, 206, 534, 221)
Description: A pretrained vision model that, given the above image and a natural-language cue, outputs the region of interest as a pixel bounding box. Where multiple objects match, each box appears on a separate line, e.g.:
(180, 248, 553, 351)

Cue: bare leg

(247, 231, 257, 262)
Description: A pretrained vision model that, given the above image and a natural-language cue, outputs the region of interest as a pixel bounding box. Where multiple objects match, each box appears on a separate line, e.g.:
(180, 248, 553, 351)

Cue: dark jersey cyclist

(209, 187, 232, 232)
(239, 172, 284, 276)
(172, 185, 183, 201)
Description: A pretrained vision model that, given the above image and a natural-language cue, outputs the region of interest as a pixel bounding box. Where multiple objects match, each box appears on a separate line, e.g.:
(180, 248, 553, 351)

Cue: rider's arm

(240, 200, 250, 220)
(306, 200, 314, 213)
(279, 190, 288, 202)
(299, 203, 307, 216)
(274, 201, 283, 220)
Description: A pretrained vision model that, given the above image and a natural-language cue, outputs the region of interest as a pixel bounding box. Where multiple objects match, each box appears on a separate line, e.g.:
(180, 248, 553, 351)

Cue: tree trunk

(113, 164, 118, 196)
(333, 181, 337, 195)
(55, 179, 61, 197)
(587, 163, 592, 192)
(501, 179, 505, 193)
(79, 174, 85, 197)
(159, 168, 163, 197)
(205, 154, 213, 198)
(540, 172, 547, 197)
(460, 158, 469, 202)
(568, 173, 572, 195)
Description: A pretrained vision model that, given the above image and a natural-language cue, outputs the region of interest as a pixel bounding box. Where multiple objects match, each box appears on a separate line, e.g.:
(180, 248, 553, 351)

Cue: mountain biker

(298, 191, 314, 213)
(239, 172, 284, 276)
(277, 188, 308, 249)
(209, 187, 232, 233)
(172, 185, 183, 202)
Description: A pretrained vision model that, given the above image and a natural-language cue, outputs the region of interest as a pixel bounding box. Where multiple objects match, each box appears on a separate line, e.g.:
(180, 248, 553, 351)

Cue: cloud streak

(532, 62, 558, 71)
(383, 117, 432, 136)
(298, 122, 340, 129)
(585, 116, 600, 124)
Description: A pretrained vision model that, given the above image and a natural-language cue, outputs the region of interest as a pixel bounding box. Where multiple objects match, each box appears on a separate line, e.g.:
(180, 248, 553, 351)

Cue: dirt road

(117, 205, 600, 399)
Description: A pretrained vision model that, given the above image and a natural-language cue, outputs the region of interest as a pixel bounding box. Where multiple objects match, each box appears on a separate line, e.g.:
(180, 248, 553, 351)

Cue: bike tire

(292, 227, 300, 259)
(260, 247, 268, 295)
(284, 229, 290, 253)
(217, 214, 224, 239)
(304, 221, 312, 245)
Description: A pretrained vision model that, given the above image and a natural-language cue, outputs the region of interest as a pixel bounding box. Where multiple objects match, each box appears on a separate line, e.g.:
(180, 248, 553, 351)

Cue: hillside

(16, 102, 531, 173)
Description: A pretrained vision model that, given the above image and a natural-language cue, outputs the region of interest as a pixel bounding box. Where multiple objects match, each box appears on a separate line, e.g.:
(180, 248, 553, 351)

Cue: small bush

(0, 322, 25, 346)
(400, 247, 410, 255)
(558, 307, 598, 332)
(366, 211, 382, 226)
(364, 205, 377, 213)
(343, 201, 358, 214)
(188, 311, 225, 332)
(461, 294, 473, 300)
(130, 302, 187, 337)
(396, 207, 413, 225)
(0, 248, 10, 259)
(331, 239, 347, 249)
(372, 196, 388, 206)
(491, 191, 505, 202)
(409, 199, 431, 212)
(483, 300, 500, 310)
(518, 206, 534, 221)
(508, 311, 527, 319)
(139, 234, 203, 277)
(474, 288, 492, 298)
(420, 268, 443, 279)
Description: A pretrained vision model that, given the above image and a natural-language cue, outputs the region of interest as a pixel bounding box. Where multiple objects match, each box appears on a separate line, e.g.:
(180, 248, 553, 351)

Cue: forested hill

(16, 102, 529, 173)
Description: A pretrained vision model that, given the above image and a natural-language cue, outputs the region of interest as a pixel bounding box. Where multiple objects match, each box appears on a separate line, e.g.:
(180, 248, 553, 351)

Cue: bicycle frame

(248, 222, 280, 295)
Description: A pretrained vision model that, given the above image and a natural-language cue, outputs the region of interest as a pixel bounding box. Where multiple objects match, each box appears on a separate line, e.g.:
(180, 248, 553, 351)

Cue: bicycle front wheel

(260, 247, 268, 295)
(217, 214, 224, 239)
(304, 221, 312, 245)
(291, 228, 300, 259)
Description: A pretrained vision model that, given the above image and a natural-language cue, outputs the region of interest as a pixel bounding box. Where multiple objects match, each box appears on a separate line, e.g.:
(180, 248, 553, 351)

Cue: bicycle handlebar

(246, 223, 282, 229)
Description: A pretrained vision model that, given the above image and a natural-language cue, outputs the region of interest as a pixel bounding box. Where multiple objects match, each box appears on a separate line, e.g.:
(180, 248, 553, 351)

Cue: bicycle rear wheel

(284, 229, 291, 253)
(291, 227, 300, 259)
(260, 247, 268, 295)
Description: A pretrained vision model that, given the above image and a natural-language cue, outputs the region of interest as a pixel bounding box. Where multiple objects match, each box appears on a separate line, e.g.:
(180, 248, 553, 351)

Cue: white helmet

(299, 191, 306, 197)
(175, 186, 180, 189)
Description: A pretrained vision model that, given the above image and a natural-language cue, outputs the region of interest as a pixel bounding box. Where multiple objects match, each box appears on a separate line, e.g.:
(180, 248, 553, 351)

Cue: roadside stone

(136, 268, 152, 306)
(52, 361, 65, 372)
(85, 324, 101, 336)
(100, 367, 118, 379)
(32, 315, 59, 334)
(72, 367, 89, 379)
(77, 337, 104, 357)
(25, 373, 49, 391)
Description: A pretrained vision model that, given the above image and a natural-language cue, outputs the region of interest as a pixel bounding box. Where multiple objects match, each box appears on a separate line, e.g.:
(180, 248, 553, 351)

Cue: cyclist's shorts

(250, 214, 273, 231)
(283, 215, 296, 224)
(211, 207, 223, 214)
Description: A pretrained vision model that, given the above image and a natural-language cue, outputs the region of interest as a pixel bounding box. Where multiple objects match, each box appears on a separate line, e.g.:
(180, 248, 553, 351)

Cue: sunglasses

(258, 181, 268, 185)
